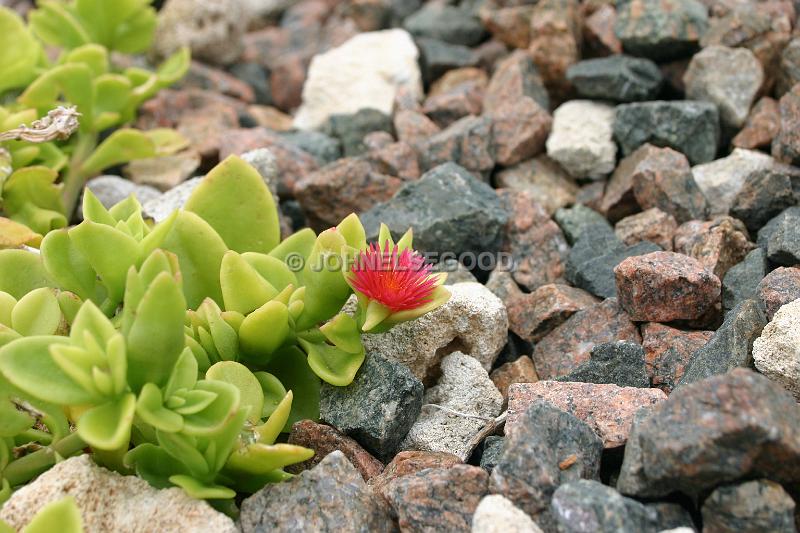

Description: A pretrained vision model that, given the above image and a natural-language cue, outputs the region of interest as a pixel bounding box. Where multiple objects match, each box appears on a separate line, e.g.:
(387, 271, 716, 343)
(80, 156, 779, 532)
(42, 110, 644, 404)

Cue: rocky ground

(6, 0, 800, 531)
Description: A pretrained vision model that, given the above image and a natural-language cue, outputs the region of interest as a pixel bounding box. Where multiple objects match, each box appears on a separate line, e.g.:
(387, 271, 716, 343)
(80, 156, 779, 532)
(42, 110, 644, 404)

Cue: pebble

(393, 109, 440, 146)
(617, 368, 800, 498)
(641, 322, 713, 393)
(545, 100, 617, 181)
(615, 208, 677, 251)
(554, 204, 612, 245)
(416, 37, 477, 84)
(733, 96, 781, 150)
(584, 5, 623, 57)
(478, 5, 535, 50)
(319, 352, 422, 462)
(369, 451, 462, 502)
(278, 130, 342, 166)
(400, 352, 503, 461)
(423, 81, 484, 129)
(701, 479, 797, 533)
(614, 0, 709, 61)
(752, 298, 800, 401)
(758, 267, 800, 320)
(490, 356, 539, 405)
(757, 207, 800, 266)
(772, 84, 800, 165)
(403, 3, 485, 47)
(0, 455, 236, 533)
(556, 341, 650, 389)
(691, 148, 777, 215)
(507, 283, 599, 344)
(729, 166, 800, 234)
(495, 157, 578, 217)
(419, 115, 495, 179)
(142, 177, 202, 223)
(526, 0, 582, 100)
(479, 436, 504, 473)
(483, 50, 550, 114)
(489, 97, 552, 167)
(507, 381, 666, 448)
(325, 108, 394, 157)
(472, 495, 544, 533)
(722, 248, 767, 313)
(566, 55, 662, 102)
(673, 216, 755, 280)
(124, 151, 200, 192)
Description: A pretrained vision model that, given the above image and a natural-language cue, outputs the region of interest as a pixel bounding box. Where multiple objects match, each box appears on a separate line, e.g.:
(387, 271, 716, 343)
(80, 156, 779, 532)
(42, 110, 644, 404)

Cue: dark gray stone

(324, 109, 394, 157)
(613, 100, 720, 165)
(615, 0, 709, 61)
(229, 62, 272, 105)
(240, 451, 395, 533)
(554, 204, 613, 245)
(566, 55, 663, 102)
(678, 299, 766, 386)
(557, 341, 649, 388)
(320, 353, 423, 462)
(480, 436, 504, 472)
(403, 3, 486, 46)
(702, 479, 797, 533)
(416, 37, 477, 84)
(722, 248, 767, 313)
(360, 162, 508, 257)
(756, 207, 800, 267)
(730, 168, 800, 234)
(489, 400, 603, 528)
(278, 130, 342, 166)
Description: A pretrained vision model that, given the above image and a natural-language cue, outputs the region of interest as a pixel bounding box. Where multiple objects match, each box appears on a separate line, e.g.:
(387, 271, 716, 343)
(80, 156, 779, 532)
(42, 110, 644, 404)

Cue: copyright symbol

(285, 252, 305, 272)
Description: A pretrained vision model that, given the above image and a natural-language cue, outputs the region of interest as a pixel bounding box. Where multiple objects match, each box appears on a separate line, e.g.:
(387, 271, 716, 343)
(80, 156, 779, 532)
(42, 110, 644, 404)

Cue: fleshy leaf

(21, 496, 83, 533)
(77, 393, 136, 450)
(206, 361, 262, 423)
(11, 288, 62, 336)
(238, 301, 290, 362)
(0, 250, 52, 299)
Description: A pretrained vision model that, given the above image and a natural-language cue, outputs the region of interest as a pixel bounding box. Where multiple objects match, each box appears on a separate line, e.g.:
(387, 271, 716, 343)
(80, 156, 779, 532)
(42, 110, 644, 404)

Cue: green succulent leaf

(21, 496, 84, 533)
(206, 361, 262, 423)
(238, 301, 291, 362)
(136, 383, 184, 433)
(241, 253, 297, 292)
(0, 375, 34, 437)
(220, 251, 277, 315)
(63, 43, 108, 76)
(40, 229, 98, 301)
(19, 63, 94, 128)
(29, 1, 91, 50)
(226, 443, 313, 476)
(76, 392, 136, 450)
(11, 288, 62, 336)
(168, 475, 235, 500)
(0, 250, 52, 299)
(80, 129, 156, 177)
(299, 337, 365, 387)
(180, 380, 240, 436)
(255, 390, 292, 444)
(0, 7, 42, 94)
(264, 347, 320, 429)
(124, 443, 189, 489)
(3, 167, 67, 235)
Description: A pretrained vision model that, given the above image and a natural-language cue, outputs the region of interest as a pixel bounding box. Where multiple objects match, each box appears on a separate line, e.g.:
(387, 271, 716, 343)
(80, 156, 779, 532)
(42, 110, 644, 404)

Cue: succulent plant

(0, 496, 84, 533)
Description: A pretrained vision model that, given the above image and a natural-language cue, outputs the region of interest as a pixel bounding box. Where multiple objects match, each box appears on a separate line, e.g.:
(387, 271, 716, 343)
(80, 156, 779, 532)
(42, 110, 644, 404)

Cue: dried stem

(0, 106, 81, 143)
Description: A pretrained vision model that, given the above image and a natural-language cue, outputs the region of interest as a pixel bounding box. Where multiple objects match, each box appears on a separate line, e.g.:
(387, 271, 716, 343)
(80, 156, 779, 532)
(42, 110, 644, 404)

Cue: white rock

(753, 298, 800, 400)
(142, 177, 202, 222)
(360, 282, 508, 382)
(472, 495, 544, 533)
(401, 352, 503, 461)
(83, 176, 161, 217)
(294, 29, 423, 130)
(0, 455, 237, 533)
(691, 148, 776, 215)
(153, 0, 246, 65)
(545, 100, 616, 180)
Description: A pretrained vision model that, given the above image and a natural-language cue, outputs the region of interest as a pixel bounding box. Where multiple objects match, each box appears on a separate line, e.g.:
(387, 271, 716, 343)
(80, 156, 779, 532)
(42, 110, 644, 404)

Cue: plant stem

(61, 131, 97, 221)
(3, 432, 87, 487)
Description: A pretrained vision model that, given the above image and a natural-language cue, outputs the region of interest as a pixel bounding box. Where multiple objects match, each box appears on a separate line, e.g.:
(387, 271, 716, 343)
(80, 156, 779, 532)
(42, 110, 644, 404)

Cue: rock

(732, 97, 781, 150)
(123, 151, 200, 192)
(394, 109, 440, 145)
(489, 97, 552, 167)
(278, 131, 342, 166)
(142, 177, 201, 223)
(360, 163, 508, 257)
(614, 0, 709, 61)
(484, 50, 550, 114)
(495, 157, 579, 217)
(613, 100, 720, 165)
(433, 258, 478, 285)
(403, 3, 485, 46)
(508, 381, 666, 448)
(772, 84, 800, 166)
(319, 352, 423, 462)
(429, 67, 488, 97)
(753, 298, 800, 401)
(722, 248, 767, 313)
(400, 352, 503, 461)
(576, 181, 606, 212)
(584, 4, 623, 57)
(673, 216, 755, 280)
(416, 37, 478, 84)
(615, 208, 678, 251)
(478, 5, 534, 49)
(641, 322, 713, 393)
(325, 108, 394, 157)
(153, 0, 246, 65)
(567, 55, 662, 102)
(294, 29, 422, 130)
(489, 400, 603, 526)
(0, 455, 236, 533)
(286, 420, 384, 481)
(472, 495, 544, 533)
(294, 158, 402, 231)
(684, 45, 764, 129)
(556, 341, 650, 388)
(532, 298, 641, 380)
(507, 284, 599, 343)
(490, 356, 539, 405)
(84, 176, 162, 214)
(178, 61, 255, 103)
(757, 207, 800, 266)
(678, 299, 766, 386)
(778, 37, 800, 97)
(240, 148, 280, 200)
(362, 282, 507, 383)
(758, 268, 800, 320)
(419, 115, 495, 179)
(614, 251, 721, 322)
(479, 436, 504, 473)
(617, 368, 800, 498)
(554, 204, 612, 245)
(497, 190, 569, 292)
(702, 479, 797, 533)
(368, 451, 462, 501)
(729, 167, 800, 234)
(691, 148, 777, 216)
(423, 81, 484, 129)
(546, 100, 617, 181)
(485, 268, 523, 309)
(525, 0, 582, 100)
(385, 465, 489, 532)
(240, 451, 394, 533)
(229, 62, 272, 106)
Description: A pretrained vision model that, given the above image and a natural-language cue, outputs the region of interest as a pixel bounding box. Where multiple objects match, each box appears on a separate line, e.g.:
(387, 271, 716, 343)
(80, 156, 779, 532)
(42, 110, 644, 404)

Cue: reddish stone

(366, 140, 420, 182)
(641, 322, 714, 393)
(418, 116, 495, 179)
(479, 5, 534, 49)
(615, 208, 678, 251)
(527, 0, 581, 101)
(490, 356, 539, 405)
(393, 109, 440, 146)
(732, 97, 781, 150)
(422, 82, 484, 128)
(614, 251, 721, 322)
(287, 420, 384, 482)
(429, 68, 488, 97)
(369, 451, 462, 502)
(484, 50, 550, 114)
(246, 105, 295, 131)
(757, 266, 800, 320)
(269, 54, 307, 112)
(344, 0, 392, 32)
(176, 107, 240, 160)
(494, 156, 578, 216)
(498, 190, 569, 291)
(507, 381, 667, 448)
(489, 97, 552, 167)
(241, 26, 291, 67)
(485, 268, 524, 309)
(600, 146, 649, 223)
(178, 60, 255, 103)
(507, 283, 599, 343)
(673, 216, 756, 279)
(384, 465, 488, 532)
(532, 298, 641, 380)
(583, 4, 623, 57)
(772, 83, 800, 165)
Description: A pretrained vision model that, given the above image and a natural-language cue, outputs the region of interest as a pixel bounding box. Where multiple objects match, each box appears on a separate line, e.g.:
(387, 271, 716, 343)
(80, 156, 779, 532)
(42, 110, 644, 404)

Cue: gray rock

(400, 352, 503, 461)
(678, 299, 766, 386)
(419, 115, 495, 179)
(360, 163, 508, 257)
(546, 100, 617, 180)
(615, 0, 709, 61)
(403, 3, 485, 46)
(722, 248, 767, 313)
(142, 177, 202, 222)
(480, 436, 504, 472)
(613, 100, 720, 165)
(229, 62, 272, 106)
(240, 451, 394, 533)
(566, 55, 663, 102)
(757, 207, 800, 266)
(730, 167, 800, 234)
(84, 176, 162, 215)
(702, 479, 796, 533)
(325, 108, 394, 157)
(554, 205, 613, 245)
(556, 341, 649, 388)
(416, 37, 477, 84)
(489, 400, 603, 528)
(433, 258, 478, 285)
(472, 495, 544, 533)
(278, 130, 342, 166)
(320, 353, 423, 461)
(691, 148, 777, 216)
